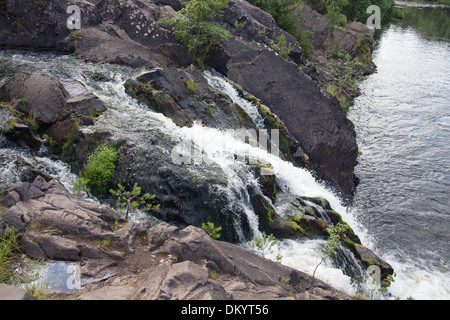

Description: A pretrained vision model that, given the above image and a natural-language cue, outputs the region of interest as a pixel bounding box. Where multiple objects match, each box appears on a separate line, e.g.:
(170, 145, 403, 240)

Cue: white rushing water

(0, 51, 377, 297)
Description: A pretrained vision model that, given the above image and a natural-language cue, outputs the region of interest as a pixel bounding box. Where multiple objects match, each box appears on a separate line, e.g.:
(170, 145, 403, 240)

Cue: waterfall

(0, 50, 369, 296)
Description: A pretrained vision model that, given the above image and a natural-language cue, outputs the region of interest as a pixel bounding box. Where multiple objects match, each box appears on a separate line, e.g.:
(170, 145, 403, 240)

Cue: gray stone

(130, 261, 230, 300)
(0, 284, 37, 300)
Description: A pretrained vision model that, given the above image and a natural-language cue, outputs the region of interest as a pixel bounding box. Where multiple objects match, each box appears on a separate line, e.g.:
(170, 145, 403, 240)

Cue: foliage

(71, 177, 91, 196)
(0, 228, 20, 284)
(0, 57, 14, 78)
(80, 144, 118, 194)
(310, 0, 398, 26)
(271, 34, 295, 57)
(248, 0, 313, 58)
(378, 272, 396, 293)
(182, 78, 197, 94)
(329, 53, 362, 96)
(327, 52, 362, 115)
(201, 222, 222, 239)
(247, 233, 282, 262)
(164, 0, 232, 69)
(311, 222, 349, 281)
(110, 183, 160, 220)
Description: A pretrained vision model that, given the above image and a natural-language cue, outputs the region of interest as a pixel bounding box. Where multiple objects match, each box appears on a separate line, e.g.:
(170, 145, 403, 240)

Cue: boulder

(0, 73, 68, 128)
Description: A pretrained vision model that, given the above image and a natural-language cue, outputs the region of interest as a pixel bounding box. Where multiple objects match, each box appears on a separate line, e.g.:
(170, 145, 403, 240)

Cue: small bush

(201, 222, 222, 239)
(271, 34, 295, 58)
(164, 0, 232, 69)
(80, 144, 118, 194)
(0, 228, 20, 284)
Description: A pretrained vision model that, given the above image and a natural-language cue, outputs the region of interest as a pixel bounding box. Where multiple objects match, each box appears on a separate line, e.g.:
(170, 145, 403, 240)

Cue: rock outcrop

(0, 177, 353, 300)
(0, 71, 106, 152)
(0, 0, 363, 198)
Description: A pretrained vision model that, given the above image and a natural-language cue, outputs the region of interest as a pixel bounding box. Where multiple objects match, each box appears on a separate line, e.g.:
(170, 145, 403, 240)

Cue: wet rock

(125, 66, 257, 130)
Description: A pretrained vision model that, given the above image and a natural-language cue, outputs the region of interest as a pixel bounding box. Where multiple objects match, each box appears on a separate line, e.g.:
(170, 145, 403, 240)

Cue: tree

(311, 222, 349, 281)
(164, 0, 232, 68)
(110, 183, 160, 220)
(247, 233, 282, 262)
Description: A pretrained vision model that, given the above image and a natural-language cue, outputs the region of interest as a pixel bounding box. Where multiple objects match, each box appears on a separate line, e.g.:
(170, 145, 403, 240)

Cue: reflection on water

(350, 3, 450, 299)
(395, 3, 450, 41)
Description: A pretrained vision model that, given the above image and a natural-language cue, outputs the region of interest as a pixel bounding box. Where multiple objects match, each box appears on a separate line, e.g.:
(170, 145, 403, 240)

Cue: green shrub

(311, 222, 349, 281)
(271, 34, 295, 58)
(0, 228, 20, 284)
(80, 144, 118, 194)
(248, 0, 313, 58)
(164, 0, 232, 69)
(247, 233, 282, 262)
(201, 222, 222, 239)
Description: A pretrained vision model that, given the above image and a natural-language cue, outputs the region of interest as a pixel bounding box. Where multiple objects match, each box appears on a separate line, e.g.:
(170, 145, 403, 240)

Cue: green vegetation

(182, 78, 197, 94)
(70, 29, 82, 40)
(0, 228, 20, 284)
(310, 0, 401, 26)
(164, 0, 232, 69)
(311, 222, 349, 281)
(80, 144, 118, 195)
(327, 51, 363, 115)
(248, 0, 313, 58)
(201, 222, 222, 239)
(271, 34, 295, 57)
(0, 57, 14, 78)
(71, 177, 91, 196)
(247, 233, 282, 262)
(110, 183, 160, 220)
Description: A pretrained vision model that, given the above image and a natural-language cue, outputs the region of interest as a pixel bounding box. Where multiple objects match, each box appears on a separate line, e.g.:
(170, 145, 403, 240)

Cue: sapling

(201, 222, 222, 239)
(311, 222, 349, 282)
(247, 233, 282, 262)
(110, 183, 160, 220)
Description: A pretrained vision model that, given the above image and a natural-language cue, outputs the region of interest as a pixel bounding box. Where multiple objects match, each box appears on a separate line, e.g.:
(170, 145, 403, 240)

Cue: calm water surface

(350, 4, 450, 299)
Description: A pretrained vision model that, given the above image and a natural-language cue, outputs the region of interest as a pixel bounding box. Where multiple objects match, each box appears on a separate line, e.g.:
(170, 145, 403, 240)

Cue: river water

(349, 3, 450, 299)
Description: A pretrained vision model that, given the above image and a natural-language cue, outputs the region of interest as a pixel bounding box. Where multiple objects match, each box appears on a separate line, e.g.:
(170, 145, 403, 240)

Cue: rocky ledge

(1, 176, 352, 300)
(0, 0, 369, 198)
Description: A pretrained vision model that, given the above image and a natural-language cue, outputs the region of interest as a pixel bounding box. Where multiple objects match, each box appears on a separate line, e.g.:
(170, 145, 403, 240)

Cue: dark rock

(353, 244, 394, 281)
(65, 95, 105, 117)
(1, 206, 27, 232)
(7, 119, 42, 151)
(18, 234, 46, 260)
(0, 73, 68, 128)
(218, 37, 359, 197)
(130, 261, 230, 300)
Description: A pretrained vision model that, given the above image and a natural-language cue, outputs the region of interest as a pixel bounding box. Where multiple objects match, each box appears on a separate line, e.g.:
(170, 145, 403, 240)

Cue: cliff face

(0, 0, 367, 199)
